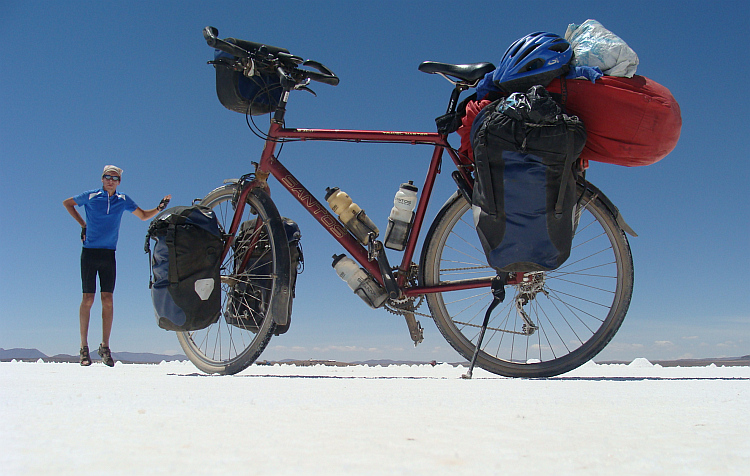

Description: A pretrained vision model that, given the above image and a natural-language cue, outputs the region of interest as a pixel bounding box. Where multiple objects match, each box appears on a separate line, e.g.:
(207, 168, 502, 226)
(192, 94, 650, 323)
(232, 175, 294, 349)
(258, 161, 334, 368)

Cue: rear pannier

(146, 206, 223, 331)
(471, 86, 586, 273)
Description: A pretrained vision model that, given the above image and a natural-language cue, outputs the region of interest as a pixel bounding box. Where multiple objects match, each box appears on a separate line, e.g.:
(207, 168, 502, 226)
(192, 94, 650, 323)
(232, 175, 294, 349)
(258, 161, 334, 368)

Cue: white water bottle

(332, 254, 387, 308)
(384, 181, 418, 251)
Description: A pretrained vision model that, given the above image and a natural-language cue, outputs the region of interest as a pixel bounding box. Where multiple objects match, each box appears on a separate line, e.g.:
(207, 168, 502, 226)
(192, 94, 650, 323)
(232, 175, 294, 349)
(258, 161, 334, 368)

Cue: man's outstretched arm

(132, 195, 171, 221)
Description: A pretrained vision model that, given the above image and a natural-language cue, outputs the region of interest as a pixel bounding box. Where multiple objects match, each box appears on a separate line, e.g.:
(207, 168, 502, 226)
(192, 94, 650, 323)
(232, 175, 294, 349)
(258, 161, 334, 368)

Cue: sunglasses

(102, 174, 121, 182)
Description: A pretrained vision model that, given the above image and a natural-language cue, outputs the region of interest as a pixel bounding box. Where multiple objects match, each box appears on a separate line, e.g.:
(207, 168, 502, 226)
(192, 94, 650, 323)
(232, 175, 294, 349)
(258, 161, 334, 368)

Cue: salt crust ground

(1, 359, 748, 475)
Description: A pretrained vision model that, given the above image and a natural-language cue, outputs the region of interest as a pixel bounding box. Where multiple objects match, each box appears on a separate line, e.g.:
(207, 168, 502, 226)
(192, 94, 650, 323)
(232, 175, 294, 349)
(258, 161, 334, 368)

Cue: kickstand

(462, 274, 507, 379)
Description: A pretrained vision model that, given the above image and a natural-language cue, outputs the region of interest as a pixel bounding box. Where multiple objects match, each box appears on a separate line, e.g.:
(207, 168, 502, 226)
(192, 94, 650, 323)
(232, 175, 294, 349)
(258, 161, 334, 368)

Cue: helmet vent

(548, 40, 570, 53)
(519, 58, 544, 73)
(514, 44, 541, 66)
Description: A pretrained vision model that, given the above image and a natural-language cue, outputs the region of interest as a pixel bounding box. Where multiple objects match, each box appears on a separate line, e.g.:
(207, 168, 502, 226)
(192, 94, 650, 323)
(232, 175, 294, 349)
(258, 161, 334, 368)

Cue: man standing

(63, 165, 171, 366)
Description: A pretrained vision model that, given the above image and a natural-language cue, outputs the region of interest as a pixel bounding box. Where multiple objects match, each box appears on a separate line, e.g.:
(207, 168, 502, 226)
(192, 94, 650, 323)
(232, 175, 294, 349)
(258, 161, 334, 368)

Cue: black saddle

(418, 61, 495, 83)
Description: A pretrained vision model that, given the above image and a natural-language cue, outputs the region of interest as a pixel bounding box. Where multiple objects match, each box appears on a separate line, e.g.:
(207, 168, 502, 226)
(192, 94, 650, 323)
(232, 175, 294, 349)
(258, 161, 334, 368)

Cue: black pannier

(146, 206, 223, 331)
(471, 86, 586, 273)
(213, 40, 287, 115)
(228, 217, 303, 335)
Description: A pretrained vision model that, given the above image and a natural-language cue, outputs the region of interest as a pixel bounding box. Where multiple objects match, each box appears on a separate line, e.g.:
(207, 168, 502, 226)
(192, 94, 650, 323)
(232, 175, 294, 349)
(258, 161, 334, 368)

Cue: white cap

(102, 165, 123, 176)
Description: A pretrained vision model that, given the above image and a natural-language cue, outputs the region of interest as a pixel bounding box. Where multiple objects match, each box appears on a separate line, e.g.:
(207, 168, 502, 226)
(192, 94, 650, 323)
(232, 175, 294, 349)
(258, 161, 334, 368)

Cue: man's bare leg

(80, 293, 95, 348)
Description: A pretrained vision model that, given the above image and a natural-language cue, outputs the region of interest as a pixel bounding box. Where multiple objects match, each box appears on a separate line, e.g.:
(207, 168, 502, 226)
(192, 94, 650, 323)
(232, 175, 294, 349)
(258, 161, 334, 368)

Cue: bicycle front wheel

(176, 184, 290, 375)
(420, 185, 633, 378)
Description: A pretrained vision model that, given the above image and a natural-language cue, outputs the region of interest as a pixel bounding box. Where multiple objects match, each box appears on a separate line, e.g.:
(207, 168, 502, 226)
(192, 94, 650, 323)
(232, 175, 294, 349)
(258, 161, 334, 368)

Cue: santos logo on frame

(281, 174, 346, 239)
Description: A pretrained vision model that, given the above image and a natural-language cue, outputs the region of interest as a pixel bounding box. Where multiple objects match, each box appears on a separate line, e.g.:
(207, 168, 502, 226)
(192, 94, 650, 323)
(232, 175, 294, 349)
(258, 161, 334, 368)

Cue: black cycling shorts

(81, 248, 116, 294)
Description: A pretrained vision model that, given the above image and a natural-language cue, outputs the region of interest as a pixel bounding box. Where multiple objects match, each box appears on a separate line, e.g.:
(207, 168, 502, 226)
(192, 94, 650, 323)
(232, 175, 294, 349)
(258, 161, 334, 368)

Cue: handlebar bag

(471, 86, 586, 273)
(213, 48, 283, 115)
(228, 218, 303, 336)
(146, 206, 223, 332)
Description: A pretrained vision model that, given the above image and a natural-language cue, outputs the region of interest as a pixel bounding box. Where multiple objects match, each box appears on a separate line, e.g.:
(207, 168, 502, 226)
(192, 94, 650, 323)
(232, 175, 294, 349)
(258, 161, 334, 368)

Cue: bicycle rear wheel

(176, 184, 290, 375)
(420, 185, 633, 378)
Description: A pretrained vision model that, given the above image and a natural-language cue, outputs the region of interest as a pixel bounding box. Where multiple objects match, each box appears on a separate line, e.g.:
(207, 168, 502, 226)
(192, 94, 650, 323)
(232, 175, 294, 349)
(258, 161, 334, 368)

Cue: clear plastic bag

(565, 19, 639, 78)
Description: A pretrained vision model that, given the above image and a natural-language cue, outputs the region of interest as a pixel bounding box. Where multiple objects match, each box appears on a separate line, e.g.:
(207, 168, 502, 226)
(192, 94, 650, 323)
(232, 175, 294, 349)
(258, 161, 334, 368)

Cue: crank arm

(403, 308, 424, 346)
(371, 241, 400, 300)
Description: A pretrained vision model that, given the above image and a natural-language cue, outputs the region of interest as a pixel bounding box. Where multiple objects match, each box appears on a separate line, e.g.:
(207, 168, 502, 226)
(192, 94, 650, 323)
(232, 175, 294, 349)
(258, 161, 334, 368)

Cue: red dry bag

(546, 75, 681, 166)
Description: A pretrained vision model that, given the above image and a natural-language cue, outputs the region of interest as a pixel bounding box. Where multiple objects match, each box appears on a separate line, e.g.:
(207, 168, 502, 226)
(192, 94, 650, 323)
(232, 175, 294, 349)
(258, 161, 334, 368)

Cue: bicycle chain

(385, 267, 545, 336)
(441, 265, 493, 273)
(384, 296, 430, 318)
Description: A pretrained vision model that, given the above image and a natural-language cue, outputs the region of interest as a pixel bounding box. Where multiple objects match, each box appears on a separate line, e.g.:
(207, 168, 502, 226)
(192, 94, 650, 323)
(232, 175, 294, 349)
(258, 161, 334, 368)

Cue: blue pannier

(471, 86, 586, 272)
(146, 206, 223, 331)
(228, 217, 302, 336)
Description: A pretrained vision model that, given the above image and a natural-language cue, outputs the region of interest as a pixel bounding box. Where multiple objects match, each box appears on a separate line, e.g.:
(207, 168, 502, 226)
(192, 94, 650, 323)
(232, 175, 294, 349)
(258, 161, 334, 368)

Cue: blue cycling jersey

(74, 189, 138, 250)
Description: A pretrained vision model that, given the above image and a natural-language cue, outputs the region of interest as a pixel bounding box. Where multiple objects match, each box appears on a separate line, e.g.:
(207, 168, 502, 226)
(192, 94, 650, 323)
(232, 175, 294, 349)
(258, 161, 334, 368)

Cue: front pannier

(146, 206, 224, 332)
(471, 86, 586, 273)
(227, 217, 303, 335)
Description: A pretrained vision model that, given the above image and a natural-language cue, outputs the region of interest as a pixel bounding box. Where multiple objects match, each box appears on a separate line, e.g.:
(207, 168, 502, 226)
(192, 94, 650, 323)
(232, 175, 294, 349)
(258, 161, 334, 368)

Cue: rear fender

(580, 180, 637, 237)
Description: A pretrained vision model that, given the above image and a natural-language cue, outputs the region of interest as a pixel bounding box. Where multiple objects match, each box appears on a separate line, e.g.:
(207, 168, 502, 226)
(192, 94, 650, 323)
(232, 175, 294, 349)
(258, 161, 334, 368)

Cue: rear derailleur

(514, 272, 547, 335)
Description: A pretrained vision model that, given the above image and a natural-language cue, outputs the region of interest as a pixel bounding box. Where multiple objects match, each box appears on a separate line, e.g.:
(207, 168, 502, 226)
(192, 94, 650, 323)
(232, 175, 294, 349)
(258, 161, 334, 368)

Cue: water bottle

(384, 181, 418, 251)
(325, 187, 379, 245)
(331, 254, 387, 308)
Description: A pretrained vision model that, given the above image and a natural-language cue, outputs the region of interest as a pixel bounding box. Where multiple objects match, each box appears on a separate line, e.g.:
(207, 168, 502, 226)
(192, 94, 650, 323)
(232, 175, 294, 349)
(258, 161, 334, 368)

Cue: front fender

(249, 188, 293, 328)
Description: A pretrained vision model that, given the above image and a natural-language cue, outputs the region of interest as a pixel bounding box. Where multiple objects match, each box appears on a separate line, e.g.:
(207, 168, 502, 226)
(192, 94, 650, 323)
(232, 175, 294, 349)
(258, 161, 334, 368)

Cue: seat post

(446, 84, 468, 114)
(435, 85, 469, 135)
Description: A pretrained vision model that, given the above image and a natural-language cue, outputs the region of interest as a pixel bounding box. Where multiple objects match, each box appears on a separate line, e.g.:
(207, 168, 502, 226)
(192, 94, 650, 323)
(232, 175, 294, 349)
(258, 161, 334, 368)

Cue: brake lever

(293, 78, 312, 89)
(296, 86, 317, 97)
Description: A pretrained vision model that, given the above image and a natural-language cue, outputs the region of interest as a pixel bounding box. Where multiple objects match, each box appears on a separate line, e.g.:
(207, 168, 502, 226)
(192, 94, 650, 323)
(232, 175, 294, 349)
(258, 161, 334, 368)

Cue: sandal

(98, 344, 115, 367)
(79, 346, 92, 366)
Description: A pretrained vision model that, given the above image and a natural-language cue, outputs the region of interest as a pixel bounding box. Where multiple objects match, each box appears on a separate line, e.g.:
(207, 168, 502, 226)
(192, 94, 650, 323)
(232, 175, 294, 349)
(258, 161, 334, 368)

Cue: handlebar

(203, 26, 339, 87)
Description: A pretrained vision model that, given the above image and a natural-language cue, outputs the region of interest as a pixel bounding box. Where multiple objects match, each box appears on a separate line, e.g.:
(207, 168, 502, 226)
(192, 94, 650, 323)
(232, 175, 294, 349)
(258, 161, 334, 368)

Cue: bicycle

(176, 26, 635, 378)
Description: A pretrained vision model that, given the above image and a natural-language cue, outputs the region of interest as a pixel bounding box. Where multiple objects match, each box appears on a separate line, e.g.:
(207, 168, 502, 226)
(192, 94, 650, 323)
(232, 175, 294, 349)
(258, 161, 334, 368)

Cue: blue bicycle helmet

(492, 32, 573, 93)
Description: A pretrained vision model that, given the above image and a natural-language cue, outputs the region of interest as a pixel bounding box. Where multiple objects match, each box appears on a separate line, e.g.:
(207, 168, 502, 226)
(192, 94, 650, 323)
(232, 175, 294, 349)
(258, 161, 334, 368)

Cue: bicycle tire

(176, 184, 291, 375)
(420, 184, 633, 378)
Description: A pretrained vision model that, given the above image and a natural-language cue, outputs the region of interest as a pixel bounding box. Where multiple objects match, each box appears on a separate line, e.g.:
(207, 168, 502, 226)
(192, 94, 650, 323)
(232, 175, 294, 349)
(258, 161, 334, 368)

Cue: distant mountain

(0, 348, 187, 363)
(0, 348, 46, 360)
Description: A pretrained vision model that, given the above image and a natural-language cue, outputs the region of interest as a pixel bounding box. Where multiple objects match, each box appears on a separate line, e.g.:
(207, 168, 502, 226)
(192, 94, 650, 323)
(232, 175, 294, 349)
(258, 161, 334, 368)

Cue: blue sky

(1, 0, 748, 363)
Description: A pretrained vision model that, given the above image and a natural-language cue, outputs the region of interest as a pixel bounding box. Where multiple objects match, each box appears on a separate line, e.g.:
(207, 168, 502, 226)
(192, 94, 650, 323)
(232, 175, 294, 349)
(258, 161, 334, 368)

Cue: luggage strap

(166, 225, 179, 288)
(555, 123, 577, 218)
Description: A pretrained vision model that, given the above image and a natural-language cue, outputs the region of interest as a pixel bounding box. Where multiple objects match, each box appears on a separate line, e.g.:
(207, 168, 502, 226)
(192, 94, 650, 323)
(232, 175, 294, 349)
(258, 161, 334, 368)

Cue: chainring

(384, 264, 428, 317)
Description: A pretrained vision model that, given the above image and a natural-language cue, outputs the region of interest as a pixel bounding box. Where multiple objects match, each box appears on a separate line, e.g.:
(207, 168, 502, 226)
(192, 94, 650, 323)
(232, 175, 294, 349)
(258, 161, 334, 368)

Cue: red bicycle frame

(224, 122, 510, 298)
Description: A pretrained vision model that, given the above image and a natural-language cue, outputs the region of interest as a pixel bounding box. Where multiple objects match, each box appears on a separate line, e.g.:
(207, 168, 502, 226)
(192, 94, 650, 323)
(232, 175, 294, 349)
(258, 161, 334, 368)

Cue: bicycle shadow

(167, 373, 750, 381)
(169, 373, 453, 379)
